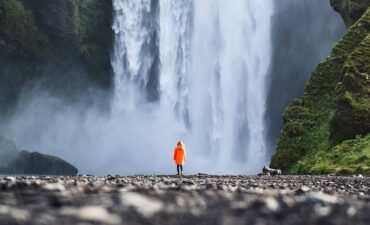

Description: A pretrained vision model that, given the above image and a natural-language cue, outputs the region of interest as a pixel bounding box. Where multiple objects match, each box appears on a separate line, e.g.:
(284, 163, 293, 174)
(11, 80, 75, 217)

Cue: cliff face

(265, 0, 345, 158)
(271, 1, 370, 175)
(330, 0, 370, 27)
(0, 0, 113, 112)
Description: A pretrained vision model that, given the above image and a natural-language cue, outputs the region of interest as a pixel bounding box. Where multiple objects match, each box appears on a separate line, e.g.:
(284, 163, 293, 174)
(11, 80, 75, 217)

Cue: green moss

(290, 134, 370, 175)
(0, 0, 48, 57)
(271, 8, 370, 174)
(331, 33, 370, 141)
(0, 0, 113, 114)
(79, 44, 111, 84)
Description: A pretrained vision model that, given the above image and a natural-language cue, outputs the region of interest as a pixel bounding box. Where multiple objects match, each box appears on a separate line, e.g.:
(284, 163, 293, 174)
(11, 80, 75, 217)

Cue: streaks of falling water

(112, 0, 273, 174)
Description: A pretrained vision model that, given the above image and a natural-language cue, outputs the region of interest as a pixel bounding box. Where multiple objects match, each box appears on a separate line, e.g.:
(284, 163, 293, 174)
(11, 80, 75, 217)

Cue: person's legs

(177, 165, 180, 175)
(180, 165, 183, 175)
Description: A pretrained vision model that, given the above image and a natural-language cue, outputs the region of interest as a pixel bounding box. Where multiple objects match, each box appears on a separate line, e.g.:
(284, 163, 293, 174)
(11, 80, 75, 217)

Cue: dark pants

(177, 165, 183, 175)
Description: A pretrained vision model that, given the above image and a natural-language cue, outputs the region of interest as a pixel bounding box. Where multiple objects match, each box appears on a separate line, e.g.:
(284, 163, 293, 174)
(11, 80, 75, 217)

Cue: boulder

(6, 150, 78, 176)
(262, 166, 282, 176)
(0, 135, 78, 175)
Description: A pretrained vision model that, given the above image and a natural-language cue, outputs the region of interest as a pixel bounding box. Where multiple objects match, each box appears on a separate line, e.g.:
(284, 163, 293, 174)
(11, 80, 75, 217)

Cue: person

(173, 141, 186, 176)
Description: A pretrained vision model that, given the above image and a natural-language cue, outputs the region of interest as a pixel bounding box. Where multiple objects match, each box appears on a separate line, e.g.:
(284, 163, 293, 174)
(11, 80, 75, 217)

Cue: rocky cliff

(0, 135, 78, 175)
(271, 0, 370, 175)
(331, 0, 370, 27)
(0, 0, 113, 113)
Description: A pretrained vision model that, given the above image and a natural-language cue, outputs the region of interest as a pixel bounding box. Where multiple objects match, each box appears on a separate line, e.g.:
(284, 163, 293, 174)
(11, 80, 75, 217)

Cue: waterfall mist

(0, 0, 345, 175)
(111, 0, 273, 174)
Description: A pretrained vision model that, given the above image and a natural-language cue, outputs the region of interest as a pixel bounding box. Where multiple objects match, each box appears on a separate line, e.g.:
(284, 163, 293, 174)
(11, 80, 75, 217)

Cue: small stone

(43, 183, 65, 192)
(197, 173, 208, 176)
(0, 205, 30, 221)
(77, 206, 121, 224)
(121, 192, 163, 217)
(295, 186, 310, 194)
(305, 192, 339, 204)
(5, 177, 16, 182)
(347, 206, 357, 216)
(264, 197, 280, 212)
(181, 180, 195, 185)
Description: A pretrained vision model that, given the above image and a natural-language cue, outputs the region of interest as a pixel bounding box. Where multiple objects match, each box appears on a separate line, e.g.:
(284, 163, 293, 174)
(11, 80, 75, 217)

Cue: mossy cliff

(271, 2, 370, 175)
(0, 0, 113, 112)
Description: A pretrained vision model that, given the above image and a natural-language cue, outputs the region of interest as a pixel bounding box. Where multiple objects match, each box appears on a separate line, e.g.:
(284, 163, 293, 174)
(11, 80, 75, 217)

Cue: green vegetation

(0, 0, 48, 57)
(331, 33, 370, 142)
(271, 7, 370, 175)
(292, 134, 370, 175)
(0, 0, 113, 114)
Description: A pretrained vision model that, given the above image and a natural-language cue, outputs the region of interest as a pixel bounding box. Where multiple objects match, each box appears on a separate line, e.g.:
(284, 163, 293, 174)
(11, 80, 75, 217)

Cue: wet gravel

(0, 175, 369, 225)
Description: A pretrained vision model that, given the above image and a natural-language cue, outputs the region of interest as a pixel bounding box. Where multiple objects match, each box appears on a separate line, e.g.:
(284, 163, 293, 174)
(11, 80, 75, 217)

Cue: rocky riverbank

(0, 175, 369, 225)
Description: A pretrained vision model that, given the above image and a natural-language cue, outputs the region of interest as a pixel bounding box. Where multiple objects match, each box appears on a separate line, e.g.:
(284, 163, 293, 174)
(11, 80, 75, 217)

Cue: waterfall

(0, 0, 345, 175)
(112, 0, 273, 174)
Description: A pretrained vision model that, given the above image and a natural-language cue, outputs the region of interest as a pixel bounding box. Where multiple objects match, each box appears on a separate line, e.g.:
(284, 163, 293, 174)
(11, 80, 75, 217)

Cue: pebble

(121, 192, 163, 217)
(77, 206, 121, 224)
(43, 182, 65, 191)
(0, 175, 368, 225)
(5, 176, 16, 182)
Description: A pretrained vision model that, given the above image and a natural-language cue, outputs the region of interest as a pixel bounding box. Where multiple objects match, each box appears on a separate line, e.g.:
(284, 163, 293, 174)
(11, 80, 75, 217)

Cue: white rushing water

(112, 0, 273, 174)
(0, 0, 345, 175)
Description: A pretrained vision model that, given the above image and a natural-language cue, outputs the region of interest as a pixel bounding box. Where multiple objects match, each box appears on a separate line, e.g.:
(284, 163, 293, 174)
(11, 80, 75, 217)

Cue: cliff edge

(271, 0, 370, 175)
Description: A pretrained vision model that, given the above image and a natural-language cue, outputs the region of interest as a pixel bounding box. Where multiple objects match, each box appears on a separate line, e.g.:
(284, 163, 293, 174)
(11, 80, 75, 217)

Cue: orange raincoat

(173, 145, 186, 165)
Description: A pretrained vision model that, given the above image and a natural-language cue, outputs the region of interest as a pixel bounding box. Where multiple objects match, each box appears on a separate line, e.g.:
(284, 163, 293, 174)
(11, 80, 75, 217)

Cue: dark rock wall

(330, 0, 370, 27)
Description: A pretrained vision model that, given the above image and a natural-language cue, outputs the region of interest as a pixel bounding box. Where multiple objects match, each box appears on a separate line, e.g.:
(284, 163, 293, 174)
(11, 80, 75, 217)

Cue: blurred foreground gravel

(0, 175, 369, 225)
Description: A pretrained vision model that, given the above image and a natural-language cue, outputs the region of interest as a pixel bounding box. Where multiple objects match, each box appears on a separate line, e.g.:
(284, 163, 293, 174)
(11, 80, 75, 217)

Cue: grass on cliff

(292, 134, 370, 175)
(271, 7, 370, 174)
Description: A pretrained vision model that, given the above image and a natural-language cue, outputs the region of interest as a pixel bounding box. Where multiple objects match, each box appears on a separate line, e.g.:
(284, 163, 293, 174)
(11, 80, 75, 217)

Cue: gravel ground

(0, 175, 369, 225)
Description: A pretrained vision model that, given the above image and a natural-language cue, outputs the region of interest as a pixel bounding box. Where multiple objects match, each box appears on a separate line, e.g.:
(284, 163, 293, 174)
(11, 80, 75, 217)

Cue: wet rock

(262, 166, 282, 176)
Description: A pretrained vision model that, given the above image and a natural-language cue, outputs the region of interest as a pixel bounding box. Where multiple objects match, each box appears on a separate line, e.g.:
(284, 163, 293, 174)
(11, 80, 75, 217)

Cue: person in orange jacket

(173, 141, 186, 176)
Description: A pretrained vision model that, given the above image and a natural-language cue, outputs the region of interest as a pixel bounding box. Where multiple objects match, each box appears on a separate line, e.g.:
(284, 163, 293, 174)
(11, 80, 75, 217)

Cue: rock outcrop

(6, 150, 78, 176)
(330, 0, 370, 27)
(271, 2, 370, 175)
(0, 135, 78, 175)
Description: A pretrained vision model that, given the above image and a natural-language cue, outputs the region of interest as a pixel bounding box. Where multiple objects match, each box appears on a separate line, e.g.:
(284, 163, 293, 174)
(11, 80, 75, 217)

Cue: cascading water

(112, 0, 273, 174)
(0, 0, 344, 175)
